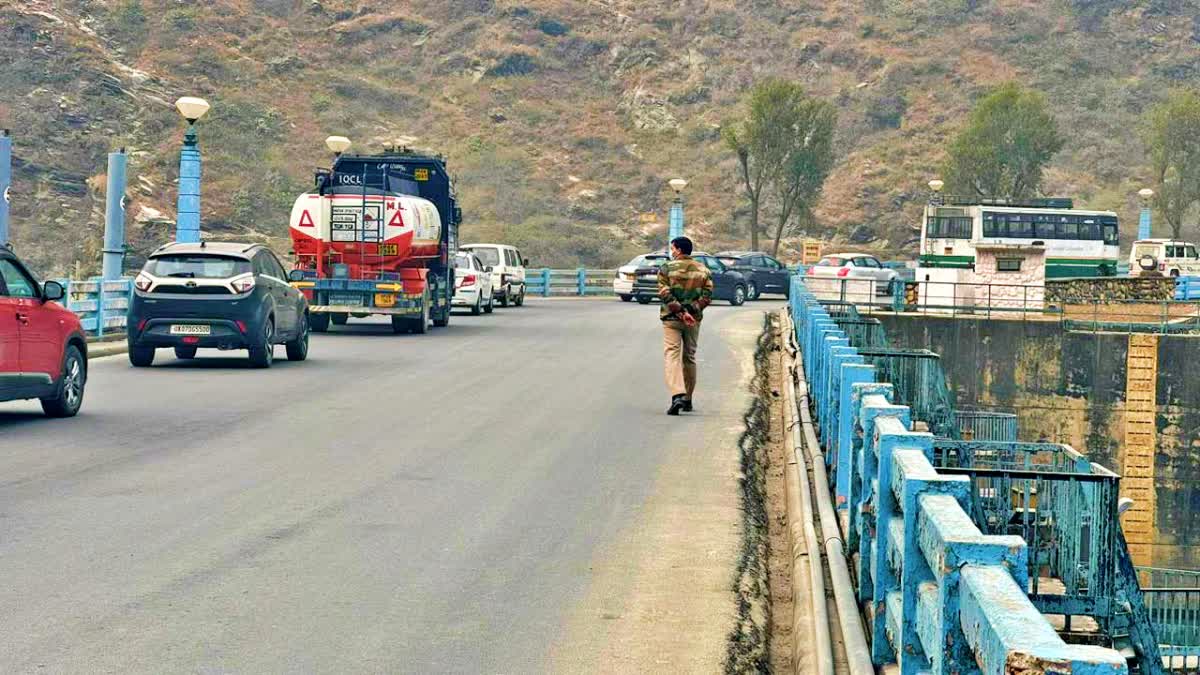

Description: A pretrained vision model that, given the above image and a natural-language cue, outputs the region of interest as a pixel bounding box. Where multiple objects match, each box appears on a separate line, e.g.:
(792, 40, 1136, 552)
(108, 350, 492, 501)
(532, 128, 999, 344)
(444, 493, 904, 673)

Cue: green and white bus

(919, 197, 1120, 278)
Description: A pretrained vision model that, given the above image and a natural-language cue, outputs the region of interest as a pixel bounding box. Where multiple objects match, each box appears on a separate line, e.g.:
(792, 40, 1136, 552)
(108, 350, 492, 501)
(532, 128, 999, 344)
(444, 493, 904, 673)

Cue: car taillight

(134, 273, 153, 292)
(137, 319, 148, 332)
(231, 275, 255, 293)
(461, 274, 476, 287)
(837, 267, 850, 277)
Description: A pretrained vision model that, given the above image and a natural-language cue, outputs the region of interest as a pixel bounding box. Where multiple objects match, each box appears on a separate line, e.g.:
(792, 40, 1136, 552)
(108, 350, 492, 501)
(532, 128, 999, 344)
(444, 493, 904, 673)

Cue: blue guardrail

(790, 274, 1129, 674)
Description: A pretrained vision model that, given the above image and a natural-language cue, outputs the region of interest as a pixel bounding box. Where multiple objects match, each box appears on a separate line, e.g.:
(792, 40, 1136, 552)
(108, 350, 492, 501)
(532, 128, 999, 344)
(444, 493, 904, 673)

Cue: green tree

(943, 82, 1063, 199)
(769, 98, 836, 257)
(724, 80, 804, 251)
(1143, 89, 1200, 240)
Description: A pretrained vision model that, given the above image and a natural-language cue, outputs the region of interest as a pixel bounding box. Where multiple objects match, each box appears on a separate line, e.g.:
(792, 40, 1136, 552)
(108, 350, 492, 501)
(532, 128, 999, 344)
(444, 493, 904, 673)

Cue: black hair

(670, 236, 694, 255)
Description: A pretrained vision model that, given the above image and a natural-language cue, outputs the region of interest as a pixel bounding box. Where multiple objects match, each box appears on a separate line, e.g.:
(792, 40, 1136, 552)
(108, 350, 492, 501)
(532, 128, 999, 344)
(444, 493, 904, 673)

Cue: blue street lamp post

(1138, 188, 1154, 241)
(174, 97, 211, 244)
(0, 130, 11, 248)
(101, 149, 128, 281)
(668, 178, 687, 241)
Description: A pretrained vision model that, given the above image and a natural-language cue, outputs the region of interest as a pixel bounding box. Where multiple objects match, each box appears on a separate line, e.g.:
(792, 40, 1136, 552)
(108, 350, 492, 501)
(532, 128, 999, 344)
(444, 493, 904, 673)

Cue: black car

(127, 242, 310, 368)
(715, 251, 791, 299)
(692, 253, 749, 306)
(626, 253, 670, 304)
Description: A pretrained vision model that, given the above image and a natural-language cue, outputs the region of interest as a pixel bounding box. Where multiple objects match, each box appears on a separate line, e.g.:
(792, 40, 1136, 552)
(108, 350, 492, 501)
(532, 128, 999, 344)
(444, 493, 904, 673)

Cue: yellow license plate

(375, 293, 396, 307)
(379, 244, 398, 255)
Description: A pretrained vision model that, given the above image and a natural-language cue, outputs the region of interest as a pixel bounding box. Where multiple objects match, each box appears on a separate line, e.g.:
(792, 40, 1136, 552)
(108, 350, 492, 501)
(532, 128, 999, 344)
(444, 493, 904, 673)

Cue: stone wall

(1045, 277, 1175, 304)
(877, 314, 1200, 568)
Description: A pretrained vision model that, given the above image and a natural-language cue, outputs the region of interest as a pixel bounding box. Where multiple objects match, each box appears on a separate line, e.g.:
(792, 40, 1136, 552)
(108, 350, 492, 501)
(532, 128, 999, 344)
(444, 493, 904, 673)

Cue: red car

(0, 247, 87, 417)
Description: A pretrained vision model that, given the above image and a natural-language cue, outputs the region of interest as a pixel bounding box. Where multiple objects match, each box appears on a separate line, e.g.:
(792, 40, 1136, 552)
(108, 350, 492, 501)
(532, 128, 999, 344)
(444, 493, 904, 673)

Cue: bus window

(984, 214, 1003, 239)
(1187, 245, 1199, 259)
(1011, 214, 1034, 238)
(1103, 223, 1118, 245)
(1033, 215, 1054, 239)
(1056, 216, 1078, 239)
(1080, 219, 1100, 241)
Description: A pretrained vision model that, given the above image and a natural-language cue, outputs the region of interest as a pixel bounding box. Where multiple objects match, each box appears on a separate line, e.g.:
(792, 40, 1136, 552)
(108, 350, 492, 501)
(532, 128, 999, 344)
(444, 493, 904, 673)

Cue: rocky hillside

(3, 0, 1198, 274)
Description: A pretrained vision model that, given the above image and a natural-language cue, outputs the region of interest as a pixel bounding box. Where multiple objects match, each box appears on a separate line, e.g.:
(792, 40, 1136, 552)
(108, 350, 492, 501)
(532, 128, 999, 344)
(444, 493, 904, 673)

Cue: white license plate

(170, 324, 211, 335)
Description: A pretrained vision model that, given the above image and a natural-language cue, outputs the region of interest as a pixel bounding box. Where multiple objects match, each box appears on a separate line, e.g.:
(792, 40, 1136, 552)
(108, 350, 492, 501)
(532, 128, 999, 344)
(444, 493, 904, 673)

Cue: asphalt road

(0, 297, 778, 673)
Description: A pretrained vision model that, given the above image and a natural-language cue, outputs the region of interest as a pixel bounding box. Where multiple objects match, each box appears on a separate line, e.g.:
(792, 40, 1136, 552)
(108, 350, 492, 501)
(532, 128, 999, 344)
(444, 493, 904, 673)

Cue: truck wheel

(331, 313, 348, 325)
(433, 307, 450, 328)
(309, 312, 330, 333)
(129, 345, 156, 368)
(391, 315, 410, 334)
(620, 294, 633, 302)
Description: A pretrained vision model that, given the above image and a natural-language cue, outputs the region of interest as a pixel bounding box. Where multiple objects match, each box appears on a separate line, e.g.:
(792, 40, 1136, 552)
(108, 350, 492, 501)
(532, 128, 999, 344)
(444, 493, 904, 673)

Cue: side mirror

(485, 266, 494, 273)
(522, 258, 530, 267)
(288, 269, 307, 282)
(43, 280, 65, 302)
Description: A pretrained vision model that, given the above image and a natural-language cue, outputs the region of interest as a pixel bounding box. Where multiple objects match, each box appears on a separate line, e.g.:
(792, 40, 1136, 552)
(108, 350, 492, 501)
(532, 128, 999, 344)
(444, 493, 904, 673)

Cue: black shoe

(682, 398, 693, 412)
(667, 395, 686, 416)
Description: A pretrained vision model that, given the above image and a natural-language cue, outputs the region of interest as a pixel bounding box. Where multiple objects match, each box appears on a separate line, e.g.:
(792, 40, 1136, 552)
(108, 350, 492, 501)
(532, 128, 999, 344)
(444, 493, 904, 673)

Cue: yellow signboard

(802, 241, 823, 265)
(414, 168, 429, 182)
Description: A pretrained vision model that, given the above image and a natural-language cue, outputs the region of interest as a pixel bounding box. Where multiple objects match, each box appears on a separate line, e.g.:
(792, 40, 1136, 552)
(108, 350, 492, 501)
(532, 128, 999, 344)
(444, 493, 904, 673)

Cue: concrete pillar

(102, 149, 128, 280)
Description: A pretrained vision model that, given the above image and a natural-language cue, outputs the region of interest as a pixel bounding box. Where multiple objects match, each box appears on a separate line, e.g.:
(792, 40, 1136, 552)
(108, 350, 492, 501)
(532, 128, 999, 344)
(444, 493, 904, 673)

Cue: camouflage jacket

(657, 256, 714, 321)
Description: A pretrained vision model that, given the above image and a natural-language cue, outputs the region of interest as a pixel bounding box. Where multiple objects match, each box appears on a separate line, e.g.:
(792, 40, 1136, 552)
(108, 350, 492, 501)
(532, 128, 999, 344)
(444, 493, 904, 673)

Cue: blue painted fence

(1175, 276, 1200, 300)
(791, 275, 1130, 674)
(59, 277, 133, 337)
(524, 268, 616, 297)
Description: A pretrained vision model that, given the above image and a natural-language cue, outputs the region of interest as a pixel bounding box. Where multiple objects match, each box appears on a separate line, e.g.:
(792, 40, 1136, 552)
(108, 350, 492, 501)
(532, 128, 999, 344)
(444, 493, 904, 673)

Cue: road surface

(0, 297, 777, 673)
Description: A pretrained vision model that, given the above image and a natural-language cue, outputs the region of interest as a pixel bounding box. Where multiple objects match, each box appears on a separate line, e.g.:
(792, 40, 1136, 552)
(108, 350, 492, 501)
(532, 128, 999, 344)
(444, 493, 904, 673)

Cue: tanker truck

(287, 140, 461, 334)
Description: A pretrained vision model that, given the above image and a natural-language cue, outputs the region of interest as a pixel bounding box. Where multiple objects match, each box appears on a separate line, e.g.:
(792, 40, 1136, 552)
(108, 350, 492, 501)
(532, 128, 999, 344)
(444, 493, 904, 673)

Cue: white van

(1129, 239, 1200, 277)
(460, 243, 528, 307)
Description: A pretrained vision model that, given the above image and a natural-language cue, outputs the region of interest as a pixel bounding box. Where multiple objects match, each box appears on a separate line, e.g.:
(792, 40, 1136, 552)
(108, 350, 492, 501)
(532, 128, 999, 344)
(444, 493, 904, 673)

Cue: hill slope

(3, 0, 1198, 274)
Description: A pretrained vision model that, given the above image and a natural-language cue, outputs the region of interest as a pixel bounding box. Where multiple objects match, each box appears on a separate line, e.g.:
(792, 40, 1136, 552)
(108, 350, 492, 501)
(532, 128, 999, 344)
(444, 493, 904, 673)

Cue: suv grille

(151, 284, 233, 295)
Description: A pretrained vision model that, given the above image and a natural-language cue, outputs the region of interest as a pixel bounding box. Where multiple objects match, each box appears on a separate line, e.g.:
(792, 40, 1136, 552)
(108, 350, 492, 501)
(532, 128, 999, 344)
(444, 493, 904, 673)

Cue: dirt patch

(724, 316, 775, 673)
(724, 313, 797, 674)
(764, 320, 796, 674)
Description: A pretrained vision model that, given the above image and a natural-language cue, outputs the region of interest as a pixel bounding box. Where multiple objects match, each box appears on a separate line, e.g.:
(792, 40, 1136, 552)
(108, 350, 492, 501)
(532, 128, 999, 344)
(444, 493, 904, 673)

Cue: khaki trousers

(662, 320, 701, 398)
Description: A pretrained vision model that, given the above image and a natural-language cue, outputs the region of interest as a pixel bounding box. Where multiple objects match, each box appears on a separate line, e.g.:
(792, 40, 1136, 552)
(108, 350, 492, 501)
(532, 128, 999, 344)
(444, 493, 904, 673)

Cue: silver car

(806, 253, 898, 295)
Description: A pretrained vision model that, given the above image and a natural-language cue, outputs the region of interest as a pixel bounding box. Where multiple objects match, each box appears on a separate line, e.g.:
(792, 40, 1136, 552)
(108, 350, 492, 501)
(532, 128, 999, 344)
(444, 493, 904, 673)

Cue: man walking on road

(657, 236, 714, 416)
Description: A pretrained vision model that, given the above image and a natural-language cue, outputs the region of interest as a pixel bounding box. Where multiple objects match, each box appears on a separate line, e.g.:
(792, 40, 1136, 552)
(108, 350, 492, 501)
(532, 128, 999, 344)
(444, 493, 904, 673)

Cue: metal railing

(955, 408, 1019, 441)
(57, 277, 133, 337)
(523, 268, 617, 297)
(790, 275, 1130, 673)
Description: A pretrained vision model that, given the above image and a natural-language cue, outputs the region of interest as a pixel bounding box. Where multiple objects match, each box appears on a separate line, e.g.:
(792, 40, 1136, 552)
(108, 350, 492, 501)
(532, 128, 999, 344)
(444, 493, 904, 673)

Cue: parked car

(452, 252, 495, 315)
(715, 251, 791, 299)
(806, 252, 898, 295)
(127, 242, 310, 368)
(1129, 239, 1200, 278)
(461, 243, 527, 307)
(614, 252, 669, 303)
(692, 253, 749, 306)
(0, 247, 88, 417)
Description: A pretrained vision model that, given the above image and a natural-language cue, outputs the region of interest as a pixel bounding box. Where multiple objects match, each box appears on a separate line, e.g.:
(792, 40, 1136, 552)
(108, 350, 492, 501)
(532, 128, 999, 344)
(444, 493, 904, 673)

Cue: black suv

(715, 251, 791, 299)
(127, 242, 309, 368)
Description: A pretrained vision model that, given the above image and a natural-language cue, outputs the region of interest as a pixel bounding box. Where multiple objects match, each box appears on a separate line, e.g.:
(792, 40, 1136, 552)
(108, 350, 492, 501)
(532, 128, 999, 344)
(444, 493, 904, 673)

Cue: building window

(996, 257, 1023, 272)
